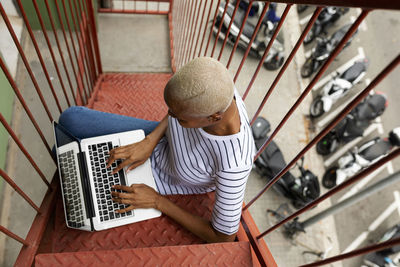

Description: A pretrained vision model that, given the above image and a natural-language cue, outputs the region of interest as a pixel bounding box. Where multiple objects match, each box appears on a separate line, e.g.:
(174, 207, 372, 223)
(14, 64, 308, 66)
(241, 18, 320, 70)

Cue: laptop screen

(54, 122, 80, 148)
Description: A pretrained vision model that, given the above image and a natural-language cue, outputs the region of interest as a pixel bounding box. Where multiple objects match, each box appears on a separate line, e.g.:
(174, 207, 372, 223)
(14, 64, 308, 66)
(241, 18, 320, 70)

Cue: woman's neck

(203, 100, 240, 136)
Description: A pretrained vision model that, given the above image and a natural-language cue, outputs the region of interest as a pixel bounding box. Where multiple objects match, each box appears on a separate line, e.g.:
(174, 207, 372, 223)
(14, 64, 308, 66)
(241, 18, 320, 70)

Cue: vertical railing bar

(32, 0, 73, 108)
(244, 50, 398, 213)
(192, 0, 208, 59)
(233, 2, 270, 82)
(68, 0, 92, 103)
(15, 0, 69, 110)
(75, 0, 96, 85)
(210, 0, 229, 58)
(181, 0, 196, 65)
(186, 0, 202, 62)
(54, 0, 81, 105)
(0, 2, 54, 122)
(77, 0, 98, 83)
(226, 2, 252, 69)
(0, 58, 53, 157)
(217, 0, 240, 61)
(257, 148, 400, 239)
(0, 169, 41, 212)
(300, 236, 400, 267)
(62, 0, 87, 105)
(44, 0, 76, 107)
(174, 0, 185, 69)
(249, 6, 322, 123)
(168, 2, 176, 72)
(0, 226, 29, 246)
(240, 4, 291, 93)
(0, 113, 51, 188)
(177, 0, 191, 67)
(204, 0, 221, 56)
(198, 0, 214, 57)
(86, 0, 103, 77)
(253, 11, 369, 162)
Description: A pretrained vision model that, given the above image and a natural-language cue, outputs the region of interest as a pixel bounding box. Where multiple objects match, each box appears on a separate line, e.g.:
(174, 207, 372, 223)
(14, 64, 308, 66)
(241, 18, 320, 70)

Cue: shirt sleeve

(211, 166, 252, 235)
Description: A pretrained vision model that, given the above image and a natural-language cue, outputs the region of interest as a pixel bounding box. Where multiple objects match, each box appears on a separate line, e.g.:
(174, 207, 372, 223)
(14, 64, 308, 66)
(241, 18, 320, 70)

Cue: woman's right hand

(106, 135, 157, 174)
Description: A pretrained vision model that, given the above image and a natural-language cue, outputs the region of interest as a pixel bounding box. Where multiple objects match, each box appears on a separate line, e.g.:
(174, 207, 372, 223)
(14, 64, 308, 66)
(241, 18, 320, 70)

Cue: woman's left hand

(111, 184, 162, 213)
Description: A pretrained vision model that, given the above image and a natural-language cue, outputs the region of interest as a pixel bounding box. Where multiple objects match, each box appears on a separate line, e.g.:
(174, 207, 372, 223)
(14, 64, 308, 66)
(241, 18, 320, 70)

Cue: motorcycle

(252, 117, 320, 209)
(316, 92, 388, 156)
(297, 5, 309, 13)
(363, 224, 400, 267)
(303, 6, 350, 45)
(301, 24, 358, 78)
(322, 127, 400, 189)
(310, 58, 369, 118)
(214, 1, 285, 70)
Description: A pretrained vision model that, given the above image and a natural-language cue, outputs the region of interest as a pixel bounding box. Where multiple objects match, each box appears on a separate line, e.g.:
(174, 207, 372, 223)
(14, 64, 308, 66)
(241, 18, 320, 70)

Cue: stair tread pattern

(49, 192, 214, 253)
(35, 242, 253, 266)
(88, 73, 172, 121)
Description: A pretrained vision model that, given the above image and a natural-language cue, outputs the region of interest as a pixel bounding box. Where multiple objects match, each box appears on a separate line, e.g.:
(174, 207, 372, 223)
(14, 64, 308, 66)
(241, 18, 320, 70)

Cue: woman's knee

(59, 106, 89, 126)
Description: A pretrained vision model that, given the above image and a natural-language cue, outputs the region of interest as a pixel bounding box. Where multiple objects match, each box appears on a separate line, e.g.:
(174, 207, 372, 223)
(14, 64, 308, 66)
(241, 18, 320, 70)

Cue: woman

(59, 57, 255, 243)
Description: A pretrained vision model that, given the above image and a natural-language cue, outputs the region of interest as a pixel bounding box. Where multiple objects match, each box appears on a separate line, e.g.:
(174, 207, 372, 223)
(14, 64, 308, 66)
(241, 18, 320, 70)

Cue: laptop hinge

(77, 151, 96, 222)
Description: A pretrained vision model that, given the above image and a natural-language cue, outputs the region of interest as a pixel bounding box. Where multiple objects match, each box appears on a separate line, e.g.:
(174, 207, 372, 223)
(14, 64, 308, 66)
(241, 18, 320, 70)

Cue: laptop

(53, 121, 161, 231)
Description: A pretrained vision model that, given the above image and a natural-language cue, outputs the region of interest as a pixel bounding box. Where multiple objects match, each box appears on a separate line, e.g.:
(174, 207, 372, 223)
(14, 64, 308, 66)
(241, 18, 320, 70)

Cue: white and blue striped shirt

(150, 90, 255, 235)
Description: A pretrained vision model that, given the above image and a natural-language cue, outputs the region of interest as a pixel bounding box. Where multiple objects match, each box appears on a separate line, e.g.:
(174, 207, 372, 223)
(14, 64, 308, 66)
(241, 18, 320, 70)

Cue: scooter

(310, 58, 369, 118)
(214, 1, 285, 70)
(304, 6, 350, 45)
(316, 92, 388, 156)
(252, 117, 320, 209)
(363, 224, 400, 267)
(322, 127, 400, 189)
(301, 24, 358, 78)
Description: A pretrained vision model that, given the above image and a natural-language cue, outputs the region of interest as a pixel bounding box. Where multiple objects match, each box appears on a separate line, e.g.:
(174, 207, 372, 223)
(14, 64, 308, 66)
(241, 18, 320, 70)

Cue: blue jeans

(59, 106, 159, 139)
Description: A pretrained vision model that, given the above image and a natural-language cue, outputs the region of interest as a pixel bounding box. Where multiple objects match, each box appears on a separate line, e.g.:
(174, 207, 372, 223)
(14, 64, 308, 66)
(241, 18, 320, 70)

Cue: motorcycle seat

(359, 139, 392, 161)
(229, 6, 259, 40)
(340, 61, 366, 83)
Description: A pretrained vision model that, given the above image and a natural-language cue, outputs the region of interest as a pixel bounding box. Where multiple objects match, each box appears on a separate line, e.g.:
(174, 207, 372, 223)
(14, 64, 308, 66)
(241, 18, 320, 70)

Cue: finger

(111, 159, 133, 174)
(112, 184, 135, 192)
(111, 191, 134, 199)
(112, 197, 133, 205)
(126, 160, 145, 172)
(115, 205, 135, 214)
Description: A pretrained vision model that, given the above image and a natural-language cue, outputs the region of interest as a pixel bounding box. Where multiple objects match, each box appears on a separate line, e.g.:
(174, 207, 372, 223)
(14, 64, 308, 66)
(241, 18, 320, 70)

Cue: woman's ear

(208, 112, 222, 122)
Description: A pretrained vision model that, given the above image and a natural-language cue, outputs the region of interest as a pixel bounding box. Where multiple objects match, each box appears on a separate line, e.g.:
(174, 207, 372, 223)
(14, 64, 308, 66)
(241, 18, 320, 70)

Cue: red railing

(0, 0, 400, 266)
(170, 0, 400, 265)
(97, 0, 170, 15)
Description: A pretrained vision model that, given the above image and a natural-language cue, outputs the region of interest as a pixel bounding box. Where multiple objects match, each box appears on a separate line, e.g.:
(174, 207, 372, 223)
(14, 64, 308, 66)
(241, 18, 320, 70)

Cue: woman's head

(164, 57, 234, 128)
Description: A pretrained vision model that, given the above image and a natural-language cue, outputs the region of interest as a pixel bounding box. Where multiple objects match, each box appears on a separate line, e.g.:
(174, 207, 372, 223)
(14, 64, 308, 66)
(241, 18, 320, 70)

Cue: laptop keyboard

(89, 142, 133, 222)
(59, 151, 84, 228)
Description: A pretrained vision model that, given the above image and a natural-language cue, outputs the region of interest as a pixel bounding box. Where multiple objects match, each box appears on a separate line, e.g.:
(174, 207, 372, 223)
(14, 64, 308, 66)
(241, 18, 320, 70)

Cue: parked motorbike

(316, 92, 388, 156)
(214, 1, 285, 70)
(322, 127, 400, 189)
(363, 224, 400, 267)
(301, 24, 358, 78)
(310, 58, 369, 118)
(303, 6, 350, 45)
(252, 117, 320, 209)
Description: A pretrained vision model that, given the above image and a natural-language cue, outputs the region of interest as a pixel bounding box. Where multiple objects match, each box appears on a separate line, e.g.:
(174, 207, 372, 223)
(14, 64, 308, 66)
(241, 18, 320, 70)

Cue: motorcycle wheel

(292, 200, 305, 209)
(264, 56, 284, 71)
(316, 136, 334, 155)
(322, 167, 338, 189)
(301, 57, 314, 78)
(310, 96, 324, 118)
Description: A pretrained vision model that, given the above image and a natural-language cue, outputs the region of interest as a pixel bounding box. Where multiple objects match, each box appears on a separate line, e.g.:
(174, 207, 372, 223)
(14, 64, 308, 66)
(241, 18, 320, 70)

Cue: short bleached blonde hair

(164, 57, 235, 117)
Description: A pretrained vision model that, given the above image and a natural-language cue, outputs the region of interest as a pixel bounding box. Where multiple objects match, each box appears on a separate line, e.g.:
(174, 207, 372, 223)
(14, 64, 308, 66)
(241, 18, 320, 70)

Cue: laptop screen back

(54, 122, 80, 148)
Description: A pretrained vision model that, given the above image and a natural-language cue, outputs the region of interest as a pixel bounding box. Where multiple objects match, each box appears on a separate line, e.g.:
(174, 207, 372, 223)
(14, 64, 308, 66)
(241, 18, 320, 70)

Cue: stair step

(35, 242, 253, 266)
(88, 73, 172, 121)
(46, 192, 214, 253)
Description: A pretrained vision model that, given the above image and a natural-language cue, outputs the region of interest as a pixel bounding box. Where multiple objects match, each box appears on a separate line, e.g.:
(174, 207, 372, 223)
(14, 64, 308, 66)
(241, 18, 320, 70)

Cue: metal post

(302, 171, 400, 230)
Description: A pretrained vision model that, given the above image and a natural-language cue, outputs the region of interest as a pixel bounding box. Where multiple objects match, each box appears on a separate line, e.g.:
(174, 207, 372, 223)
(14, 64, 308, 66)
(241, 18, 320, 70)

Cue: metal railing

(0, 0, 399, 266)
(170, 0, 400, 266)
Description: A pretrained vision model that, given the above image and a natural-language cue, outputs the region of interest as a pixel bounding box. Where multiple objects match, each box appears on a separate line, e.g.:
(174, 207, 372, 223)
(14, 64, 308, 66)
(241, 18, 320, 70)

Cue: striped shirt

(150, 90, 255, 235)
